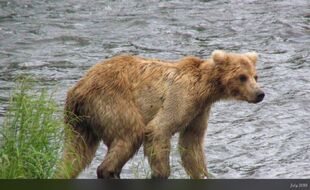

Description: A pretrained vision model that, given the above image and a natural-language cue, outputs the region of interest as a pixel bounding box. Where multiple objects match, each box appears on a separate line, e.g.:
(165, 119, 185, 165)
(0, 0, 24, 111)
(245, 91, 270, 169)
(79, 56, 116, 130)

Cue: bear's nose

(255, 90, 265, 103)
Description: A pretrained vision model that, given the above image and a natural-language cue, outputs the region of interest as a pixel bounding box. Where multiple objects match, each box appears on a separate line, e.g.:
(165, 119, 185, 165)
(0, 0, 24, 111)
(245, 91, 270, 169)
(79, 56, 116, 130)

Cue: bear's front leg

(143, 83, 199, 179)
(178, 107, 210, 179)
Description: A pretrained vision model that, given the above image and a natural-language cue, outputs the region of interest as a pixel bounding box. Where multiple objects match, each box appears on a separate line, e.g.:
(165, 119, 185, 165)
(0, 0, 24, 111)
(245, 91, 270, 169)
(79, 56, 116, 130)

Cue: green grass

(0, 78, 64, 179)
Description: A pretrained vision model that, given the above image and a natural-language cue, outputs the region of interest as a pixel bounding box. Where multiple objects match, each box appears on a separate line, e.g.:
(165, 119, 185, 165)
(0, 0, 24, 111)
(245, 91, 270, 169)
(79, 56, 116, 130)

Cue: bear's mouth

(248, 98, 263, 104)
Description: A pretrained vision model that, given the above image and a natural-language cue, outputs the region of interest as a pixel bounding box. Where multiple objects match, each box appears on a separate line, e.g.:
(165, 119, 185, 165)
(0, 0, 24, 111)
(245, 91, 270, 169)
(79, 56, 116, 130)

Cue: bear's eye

(239, 75, 248, 82)
(254, 75, 258, 81)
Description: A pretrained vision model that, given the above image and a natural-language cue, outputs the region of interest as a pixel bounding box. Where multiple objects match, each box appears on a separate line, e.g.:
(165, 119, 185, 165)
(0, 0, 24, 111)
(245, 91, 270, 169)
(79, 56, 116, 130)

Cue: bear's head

(212, 50, 264, 103)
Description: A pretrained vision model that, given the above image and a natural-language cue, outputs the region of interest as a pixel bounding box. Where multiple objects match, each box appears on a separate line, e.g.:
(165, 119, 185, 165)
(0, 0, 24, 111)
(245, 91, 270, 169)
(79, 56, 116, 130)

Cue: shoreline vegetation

(0, 78, 64, 179)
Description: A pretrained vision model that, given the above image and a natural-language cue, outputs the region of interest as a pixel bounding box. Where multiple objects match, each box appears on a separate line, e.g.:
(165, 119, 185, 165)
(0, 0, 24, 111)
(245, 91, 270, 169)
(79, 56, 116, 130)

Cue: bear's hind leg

(97, 137, 142, 179)
(96, 104, 145, 179)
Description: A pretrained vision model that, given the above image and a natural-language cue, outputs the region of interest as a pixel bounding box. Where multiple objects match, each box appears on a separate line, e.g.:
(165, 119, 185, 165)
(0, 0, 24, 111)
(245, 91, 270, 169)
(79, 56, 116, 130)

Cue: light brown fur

(55, 50, 264, 179)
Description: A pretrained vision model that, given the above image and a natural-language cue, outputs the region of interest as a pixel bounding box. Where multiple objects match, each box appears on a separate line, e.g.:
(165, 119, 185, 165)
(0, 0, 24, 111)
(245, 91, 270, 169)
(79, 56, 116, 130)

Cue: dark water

(0, 0, 309, 178)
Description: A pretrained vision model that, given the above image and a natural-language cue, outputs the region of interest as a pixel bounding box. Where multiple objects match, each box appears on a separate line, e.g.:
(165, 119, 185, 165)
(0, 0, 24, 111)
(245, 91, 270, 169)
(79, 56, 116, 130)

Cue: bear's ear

(212, 50, 228, 64)
(245, 52, 258, 64)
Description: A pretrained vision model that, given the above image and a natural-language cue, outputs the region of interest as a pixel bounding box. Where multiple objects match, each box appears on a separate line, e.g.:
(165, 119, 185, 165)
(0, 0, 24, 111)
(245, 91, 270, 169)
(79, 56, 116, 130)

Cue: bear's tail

(54, 113, 100, 179)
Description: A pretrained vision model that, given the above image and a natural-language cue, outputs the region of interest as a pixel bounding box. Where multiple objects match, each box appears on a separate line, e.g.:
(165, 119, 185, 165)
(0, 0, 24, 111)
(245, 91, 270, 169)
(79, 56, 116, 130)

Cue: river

(0, 0, 309, 178)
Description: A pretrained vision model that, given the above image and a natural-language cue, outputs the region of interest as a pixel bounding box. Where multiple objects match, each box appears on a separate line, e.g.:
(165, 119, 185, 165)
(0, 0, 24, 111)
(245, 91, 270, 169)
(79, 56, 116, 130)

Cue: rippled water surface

(0, 0, 309, 178)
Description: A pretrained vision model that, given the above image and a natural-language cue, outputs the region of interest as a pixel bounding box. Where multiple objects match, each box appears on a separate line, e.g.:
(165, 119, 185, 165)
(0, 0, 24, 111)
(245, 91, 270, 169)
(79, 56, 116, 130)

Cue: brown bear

(55, 50, 264, 179)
